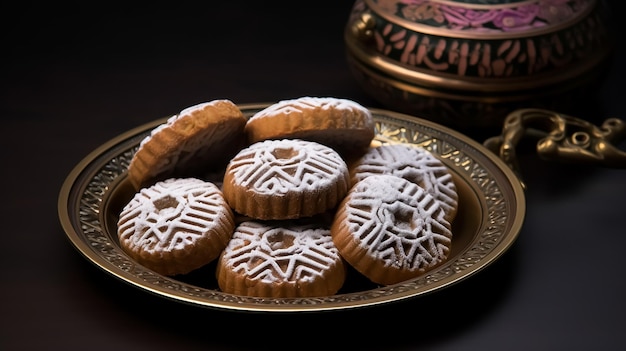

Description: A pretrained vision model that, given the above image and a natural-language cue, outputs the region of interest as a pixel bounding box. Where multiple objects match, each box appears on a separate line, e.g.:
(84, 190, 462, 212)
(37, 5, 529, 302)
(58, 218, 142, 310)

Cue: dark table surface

(2, 2, 625, 350)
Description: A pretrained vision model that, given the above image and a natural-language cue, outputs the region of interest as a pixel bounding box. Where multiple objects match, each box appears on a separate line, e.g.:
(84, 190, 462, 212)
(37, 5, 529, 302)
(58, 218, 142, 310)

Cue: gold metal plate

(57, 103, 525, 312)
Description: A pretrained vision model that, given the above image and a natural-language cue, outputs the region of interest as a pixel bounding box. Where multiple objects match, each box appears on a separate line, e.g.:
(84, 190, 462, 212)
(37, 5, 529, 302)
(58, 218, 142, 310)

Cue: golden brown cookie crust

(127, 99, 246, 190)
(244, 97, 375, 154)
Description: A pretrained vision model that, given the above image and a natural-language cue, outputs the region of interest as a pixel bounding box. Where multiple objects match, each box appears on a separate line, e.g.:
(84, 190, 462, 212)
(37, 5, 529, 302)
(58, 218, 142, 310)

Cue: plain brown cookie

(127, 99, 247, 190)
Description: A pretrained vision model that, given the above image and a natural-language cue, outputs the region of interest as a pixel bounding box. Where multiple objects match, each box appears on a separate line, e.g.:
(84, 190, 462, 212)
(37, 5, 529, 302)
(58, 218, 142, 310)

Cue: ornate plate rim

(57, 103, 526, 313)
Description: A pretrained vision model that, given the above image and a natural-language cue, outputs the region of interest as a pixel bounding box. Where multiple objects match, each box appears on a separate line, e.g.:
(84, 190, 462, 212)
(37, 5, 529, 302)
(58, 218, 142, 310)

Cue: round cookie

(331, 174, 452, 286)
(349, 143, 459, 222)
(127, 99, 247, 190)
(222, 138, 350, 220)
(117, 178, 235, 276)
(216, 220, 346, 298)
(244, 96, 375, 155)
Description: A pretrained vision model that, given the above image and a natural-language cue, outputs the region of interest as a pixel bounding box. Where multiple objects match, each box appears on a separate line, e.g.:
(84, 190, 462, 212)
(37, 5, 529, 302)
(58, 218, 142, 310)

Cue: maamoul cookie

(216, 220, 346, 298)
(117, 178, 235, 276)
(244, 96, 375, 155)
(349, 143, 459, 222)
(222, 138, 350, 220)
(127, 99, 247, 190)
(331, 174, 452, 286)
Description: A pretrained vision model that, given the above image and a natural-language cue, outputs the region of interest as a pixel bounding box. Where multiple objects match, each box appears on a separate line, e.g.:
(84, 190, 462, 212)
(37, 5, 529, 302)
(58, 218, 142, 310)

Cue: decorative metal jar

(344, 0, 614, 132)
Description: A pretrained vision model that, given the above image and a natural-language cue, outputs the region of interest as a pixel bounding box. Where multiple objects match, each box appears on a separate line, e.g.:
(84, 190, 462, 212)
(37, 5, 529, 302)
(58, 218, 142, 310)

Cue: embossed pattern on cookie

(118, 178, 235, 276)
(216, 221, 345, 298)
(350, 143, 459, 222)
(222, 139, 350, 220)
(331, 174, 452, 285)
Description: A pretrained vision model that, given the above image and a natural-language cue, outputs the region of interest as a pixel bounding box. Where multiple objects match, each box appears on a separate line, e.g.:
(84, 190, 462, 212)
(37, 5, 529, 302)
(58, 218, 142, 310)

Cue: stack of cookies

(117, 96, 458, 298)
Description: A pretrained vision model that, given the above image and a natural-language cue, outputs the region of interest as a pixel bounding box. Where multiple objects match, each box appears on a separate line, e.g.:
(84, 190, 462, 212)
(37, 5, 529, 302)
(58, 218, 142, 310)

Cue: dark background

(2, 2, 625, 350)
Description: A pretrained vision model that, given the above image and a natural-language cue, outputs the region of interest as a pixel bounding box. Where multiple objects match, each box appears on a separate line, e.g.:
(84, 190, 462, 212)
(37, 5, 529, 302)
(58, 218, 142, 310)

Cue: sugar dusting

(248, 96, 370, 121)
(339, 174, 452, 270)
(226, 139, 348, 194)
(118, 178, 230, 253)
(221, 221, 341, 284)
(351, 143, 458, 221)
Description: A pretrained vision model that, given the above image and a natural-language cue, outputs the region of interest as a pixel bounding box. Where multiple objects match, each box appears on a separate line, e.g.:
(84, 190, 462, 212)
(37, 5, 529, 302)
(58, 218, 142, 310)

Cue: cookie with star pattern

(216, 220, 346, 297)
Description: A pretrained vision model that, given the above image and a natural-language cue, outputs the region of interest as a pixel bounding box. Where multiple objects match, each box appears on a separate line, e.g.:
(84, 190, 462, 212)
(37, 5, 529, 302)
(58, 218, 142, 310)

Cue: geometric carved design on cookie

(222, 139, 350, 220)
(332, 174, 452, 286)
(117, 178, 235, 276)
(244, 96, 375, 153)
(350, 143, 459, 222)
(216, 221, 346, 298)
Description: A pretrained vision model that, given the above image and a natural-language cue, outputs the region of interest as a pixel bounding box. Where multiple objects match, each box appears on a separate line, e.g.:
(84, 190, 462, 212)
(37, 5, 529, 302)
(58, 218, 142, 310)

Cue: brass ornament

(484, 109, 626, 189)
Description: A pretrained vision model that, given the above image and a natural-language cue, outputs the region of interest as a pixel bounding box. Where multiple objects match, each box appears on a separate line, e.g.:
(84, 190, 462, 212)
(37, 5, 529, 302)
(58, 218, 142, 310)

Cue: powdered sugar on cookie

(244, 96, 375, 155)
(226, 139, 347, 194)
(216, 221, 346, 297)
(117, 178, 235, 276)
(350, 143, 459, 222)
(331, 174, 452, 285)
(222, 138, 350, 220)
(248, 96, 371, 124)
(221, 221, 341, 283)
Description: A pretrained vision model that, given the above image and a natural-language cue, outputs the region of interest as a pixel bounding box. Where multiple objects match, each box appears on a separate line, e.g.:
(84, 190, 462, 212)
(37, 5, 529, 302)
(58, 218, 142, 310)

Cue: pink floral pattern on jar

(389, 0, 589, 32)
(345, 0, 612, 129)
(350, 0, 609, 78)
